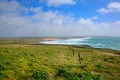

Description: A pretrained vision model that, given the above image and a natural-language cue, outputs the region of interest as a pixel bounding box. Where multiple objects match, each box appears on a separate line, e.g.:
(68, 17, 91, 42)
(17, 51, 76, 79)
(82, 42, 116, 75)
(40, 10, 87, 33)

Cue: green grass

(0, 38, 40, 44)
(0, 44, 120, 80)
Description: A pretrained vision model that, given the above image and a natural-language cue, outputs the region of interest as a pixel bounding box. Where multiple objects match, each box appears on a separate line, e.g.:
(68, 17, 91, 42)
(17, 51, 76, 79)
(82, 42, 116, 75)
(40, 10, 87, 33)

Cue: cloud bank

(97, 2, 120, 13)
(46, 0, 76, 6)
(0, 0, 120, 37)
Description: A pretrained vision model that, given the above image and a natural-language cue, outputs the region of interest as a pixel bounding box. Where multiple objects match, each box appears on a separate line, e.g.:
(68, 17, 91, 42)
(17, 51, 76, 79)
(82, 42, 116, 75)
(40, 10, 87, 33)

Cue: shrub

(0, 64, 5, 70)
(0, 73, 8, 80)
(55, 69, 82, 80)
(55, 68, 103, 80)
(56, 69, 68, 77)
(32, 70, 48, 80)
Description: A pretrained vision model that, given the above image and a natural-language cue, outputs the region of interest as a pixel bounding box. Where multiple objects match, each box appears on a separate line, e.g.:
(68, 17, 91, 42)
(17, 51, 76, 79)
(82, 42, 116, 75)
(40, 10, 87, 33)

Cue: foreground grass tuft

(31, 70, 48, 80)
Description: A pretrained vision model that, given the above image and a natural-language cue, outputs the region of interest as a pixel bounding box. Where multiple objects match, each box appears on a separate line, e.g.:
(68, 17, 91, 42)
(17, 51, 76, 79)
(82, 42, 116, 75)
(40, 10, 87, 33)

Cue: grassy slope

(0, 44, 120, 80)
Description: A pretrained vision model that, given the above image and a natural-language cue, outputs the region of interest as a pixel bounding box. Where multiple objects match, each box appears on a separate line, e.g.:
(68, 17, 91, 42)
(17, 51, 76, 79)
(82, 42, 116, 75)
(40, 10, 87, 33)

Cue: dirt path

(94, 50, 120, 56)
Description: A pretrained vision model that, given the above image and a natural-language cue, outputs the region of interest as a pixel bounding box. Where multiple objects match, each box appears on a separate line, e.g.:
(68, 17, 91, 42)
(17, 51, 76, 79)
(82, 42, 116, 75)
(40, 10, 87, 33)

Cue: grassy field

(0, 39, 120, 80)
(0, 38, 41, 44)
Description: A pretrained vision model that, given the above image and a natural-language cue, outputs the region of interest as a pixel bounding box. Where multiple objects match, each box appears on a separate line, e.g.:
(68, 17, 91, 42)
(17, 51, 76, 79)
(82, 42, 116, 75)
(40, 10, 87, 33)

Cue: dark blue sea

(41, 37, 120, 50)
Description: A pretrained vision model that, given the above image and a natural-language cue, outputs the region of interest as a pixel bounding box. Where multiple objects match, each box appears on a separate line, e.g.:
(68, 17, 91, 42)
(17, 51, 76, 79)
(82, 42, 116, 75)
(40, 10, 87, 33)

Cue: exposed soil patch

(94, 50, 120, 56)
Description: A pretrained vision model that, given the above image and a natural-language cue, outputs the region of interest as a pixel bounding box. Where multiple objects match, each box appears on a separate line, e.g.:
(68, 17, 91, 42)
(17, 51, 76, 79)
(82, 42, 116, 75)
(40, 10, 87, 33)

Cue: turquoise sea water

(41, 37, 120, 50)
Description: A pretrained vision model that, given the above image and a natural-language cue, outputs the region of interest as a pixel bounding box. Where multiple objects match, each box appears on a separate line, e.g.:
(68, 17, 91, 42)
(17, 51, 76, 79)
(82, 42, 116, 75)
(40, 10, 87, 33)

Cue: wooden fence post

(78, 53, 82, 64)
(72, 49, 74, 56)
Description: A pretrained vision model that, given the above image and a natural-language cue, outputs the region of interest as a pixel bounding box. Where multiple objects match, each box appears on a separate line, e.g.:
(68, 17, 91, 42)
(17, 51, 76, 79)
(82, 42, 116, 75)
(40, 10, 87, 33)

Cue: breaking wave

(40, 37, 120, 50)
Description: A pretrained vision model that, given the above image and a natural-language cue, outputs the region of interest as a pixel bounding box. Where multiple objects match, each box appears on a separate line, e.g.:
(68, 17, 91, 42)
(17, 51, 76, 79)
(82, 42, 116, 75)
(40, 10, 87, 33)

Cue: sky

(0, 0, 120, 37)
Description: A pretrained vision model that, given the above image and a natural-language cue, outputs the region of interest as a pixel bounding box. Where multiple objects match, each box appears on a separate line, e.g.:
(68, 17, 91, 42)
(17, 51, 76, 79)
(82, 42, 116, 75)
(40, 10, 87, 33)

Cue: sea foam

(40, 37, 91, 45)
(40, 37, 120, 50)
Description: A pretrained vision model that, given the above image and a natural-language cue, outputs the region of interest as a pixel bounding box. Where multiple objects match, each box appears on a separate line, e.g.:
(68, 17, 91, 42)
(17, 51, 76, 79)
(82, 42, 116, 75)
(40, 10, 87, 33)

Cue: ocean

(40, 37, 120, 51)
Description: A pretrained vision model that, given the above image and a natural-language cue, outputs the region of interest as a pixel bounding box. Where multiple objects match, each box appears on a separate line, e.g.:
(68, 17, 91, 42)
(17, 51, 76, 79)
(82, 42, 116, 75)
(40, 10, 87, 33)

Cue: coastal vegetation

(0, 38, 120, 80)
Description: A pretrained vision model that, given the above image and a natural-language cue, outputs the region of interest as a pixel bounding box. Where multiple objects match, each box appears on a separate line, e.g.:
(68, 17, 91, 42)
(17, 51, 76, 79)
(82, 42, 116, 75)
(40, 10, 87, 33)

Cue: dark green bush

(32, 70, 48, 80)
(56, 69, 68, 77)
(55, 68, 103, 80)
(82, 72, 94, 80)
(55, 69, 82, 80)
(0, 73, 8, 80)
(0, 64, 5, 70)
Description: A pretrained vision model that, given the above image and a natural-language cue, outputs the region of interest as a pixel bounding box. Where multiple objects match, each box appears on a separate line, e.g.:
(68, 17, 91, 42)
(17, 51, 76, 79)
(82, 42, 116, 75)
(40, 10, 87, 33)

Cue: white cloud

(30, 7, 42, 13)
(46, 0, 76, 6)
(97, 8, 110, 13)
(0, 0, 27, 15)
(115, 21, 120, 25)
(97, 2, 120, 13)
(91, 16, 99, 20)
(0, 0, 120, 37)
(108, 2, 120, 9)
(77, 18, 93, 25)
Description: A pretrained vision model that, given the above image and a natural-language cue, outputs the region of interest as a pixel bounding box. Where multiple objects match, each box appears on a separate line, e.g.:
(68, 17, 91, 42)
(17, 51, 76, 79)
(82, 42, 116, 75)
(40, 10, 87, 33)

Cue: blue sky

(0, 0, 120, 37)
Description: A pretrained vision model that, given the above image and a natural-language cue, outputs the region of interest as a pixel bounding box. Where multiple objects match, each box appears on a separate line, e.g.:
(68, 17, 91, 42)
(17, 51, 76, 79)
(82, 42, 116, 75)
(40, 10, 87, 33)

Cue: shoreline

(0, 37, 120, 52)
(39, 37, 120, 51)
